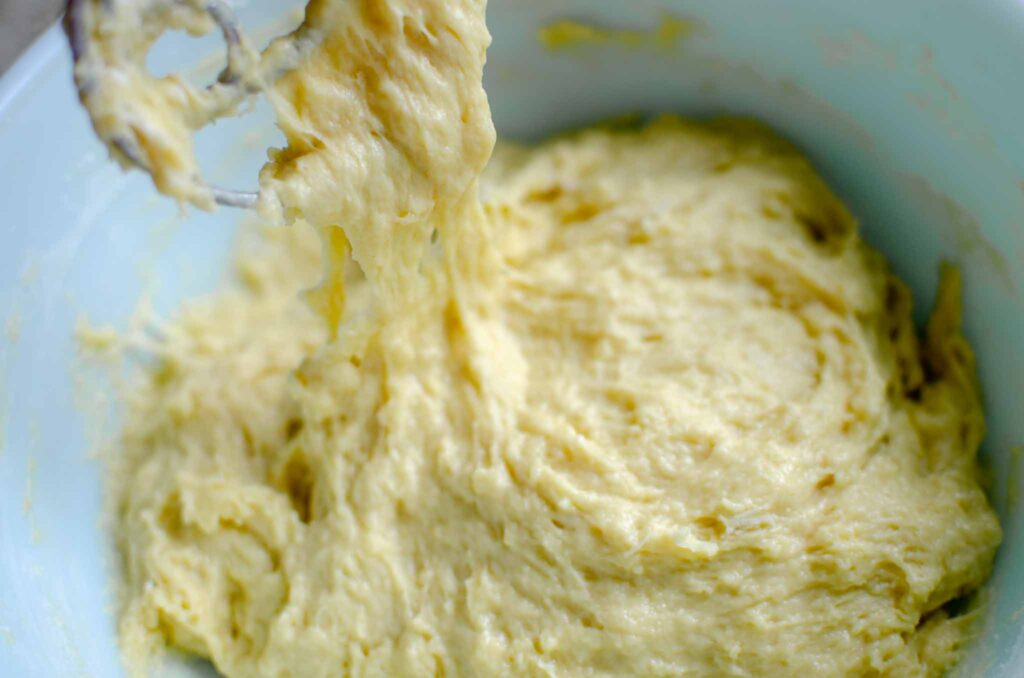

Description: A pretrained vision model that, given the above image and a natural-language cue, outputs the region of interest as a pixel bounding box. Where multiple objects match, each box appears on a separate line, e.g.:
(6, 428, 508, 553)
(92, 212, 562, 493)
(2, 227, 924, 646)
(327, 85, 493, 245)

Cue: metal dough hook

(64, 0, 282, 209)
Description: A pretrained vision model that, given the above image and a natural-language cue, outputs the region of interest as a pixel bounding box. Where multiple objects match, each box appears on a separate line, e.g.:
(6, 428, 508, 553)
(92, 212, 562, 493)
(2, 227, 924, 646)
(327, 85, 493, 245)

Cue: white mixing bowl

(1, 0, 1022, 674)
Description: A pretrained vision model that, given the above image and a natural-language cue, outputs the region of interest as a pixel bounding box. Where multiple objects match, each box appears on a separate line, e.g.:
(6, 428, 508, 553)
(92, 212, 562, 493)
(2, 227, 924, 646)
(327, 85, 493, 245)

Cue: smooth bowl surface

(1, 1, 1022, 675)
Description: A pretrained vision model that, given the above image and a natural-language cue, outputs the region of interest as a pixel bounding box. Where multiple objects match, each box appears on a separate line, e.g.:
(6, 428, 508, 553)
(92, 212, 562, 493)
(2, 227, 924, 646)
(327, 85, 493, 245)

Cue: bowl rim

(0, 25, 65, 116)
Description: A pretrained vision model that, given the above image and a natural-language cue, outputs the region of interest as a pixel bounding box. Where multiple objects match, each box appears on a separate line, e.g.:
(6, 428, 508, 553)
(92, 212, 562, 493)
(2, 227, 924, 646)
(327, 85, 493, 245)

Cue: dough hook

(63, 0, 305, 209)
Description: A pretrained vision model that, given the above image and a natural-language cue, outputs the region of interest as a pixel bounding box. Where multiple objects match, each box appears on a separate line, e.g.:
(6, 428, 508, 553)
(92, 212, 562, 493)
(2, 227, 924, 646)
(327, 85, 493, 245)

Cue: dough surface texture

(98, 1, 1000, 676)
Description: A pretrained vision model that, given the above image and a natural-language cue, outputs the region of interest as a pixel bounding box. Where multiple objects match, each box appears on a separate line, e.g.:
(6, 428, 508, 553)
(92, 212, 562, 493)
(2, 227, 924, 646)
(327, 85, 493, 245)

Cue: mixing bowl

(1, 0, 1022, 675)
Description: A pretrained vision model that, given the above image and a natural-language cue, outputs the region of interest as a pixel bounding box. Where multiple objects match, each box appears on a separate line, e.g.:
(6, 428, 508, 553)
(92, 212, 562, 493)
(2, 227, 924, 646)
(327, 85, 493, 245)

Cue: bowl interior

(1, 0, 1022, 675)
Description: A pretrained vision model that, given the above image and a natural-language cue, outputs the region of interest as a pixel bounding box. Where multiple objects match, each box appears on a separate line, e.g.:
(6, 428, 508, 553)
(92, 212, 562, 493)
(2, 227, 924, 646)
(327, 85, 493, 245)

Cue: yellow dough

(95, 1, 1001, 676)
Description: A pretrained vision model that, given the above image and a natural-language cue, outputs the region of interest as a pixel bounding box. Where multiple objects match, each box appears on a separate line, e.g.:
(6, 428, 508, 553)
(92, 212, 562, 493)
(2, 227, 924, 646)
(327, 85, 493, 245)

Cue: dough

(95, 0, 1001, 676)
(537, 16, 694, 51)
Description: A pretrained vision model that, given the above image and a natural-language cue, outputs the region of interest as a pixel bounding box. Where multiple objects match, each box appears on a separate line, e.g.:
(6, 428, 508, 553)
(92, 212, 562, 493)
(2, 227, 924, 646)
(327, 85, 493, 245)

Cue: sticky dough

(100, 0, 1000, 676)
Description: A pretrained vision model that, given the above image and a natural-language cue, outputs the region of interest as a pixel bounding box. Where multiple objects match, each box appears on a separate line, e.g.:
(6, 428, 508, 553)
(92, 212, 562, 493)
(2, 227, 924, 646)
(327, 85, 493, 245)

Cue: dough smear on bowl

(94, 0, 1001, 676)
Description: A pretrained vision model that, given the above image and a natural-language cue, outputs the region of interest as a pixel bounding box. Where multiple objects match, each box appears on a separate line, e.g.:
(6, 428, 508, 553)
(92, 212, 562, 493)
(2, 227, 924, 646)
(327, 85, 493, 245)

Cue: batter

(89, 0, 1001, 676)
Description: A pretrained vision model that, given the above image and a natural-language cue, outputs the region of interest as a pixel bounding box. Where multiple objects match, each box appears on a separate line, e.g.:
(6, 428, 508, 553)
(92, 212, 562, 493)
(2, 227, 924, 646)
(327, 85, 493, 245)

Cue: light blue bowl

(1, 1, 1022, 675)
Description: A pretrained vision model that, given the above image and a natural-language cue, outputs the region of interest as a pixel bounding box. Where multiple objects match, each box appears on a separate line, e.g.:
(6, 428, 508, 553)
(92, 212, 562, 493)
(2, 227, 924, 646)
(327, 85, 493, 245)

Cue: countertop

(0, 0, 64, 75)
